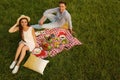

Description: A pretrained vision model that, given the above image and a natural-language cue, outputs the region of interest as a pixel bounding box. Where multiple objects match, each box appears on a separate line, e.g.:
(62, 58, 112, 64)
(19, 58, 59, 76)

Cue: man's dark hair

(59, 1, 66, 5)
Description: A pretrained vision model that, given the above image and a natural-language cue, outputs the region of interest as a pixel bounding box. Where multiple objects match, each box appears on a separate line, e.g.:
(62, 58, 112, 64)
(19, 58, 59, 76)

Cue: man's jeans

(31, 14, 60, 29)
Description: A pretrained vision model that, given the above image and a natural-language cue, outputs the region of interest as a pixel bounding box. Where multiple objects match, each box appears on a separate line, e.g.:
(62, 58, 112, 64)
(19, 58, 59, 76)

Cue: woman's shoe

(12, 66, 19, 74)
(9, 61, 17, 69)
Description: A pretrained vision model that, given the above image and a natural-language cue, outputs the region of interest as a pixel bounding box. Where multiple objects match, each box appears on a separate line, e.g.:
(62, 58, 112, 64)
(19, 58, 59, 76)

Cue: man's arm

(39, 16, 46, 25)
(68, 15, 72, 30)
(43, 7, 58, 16)
(66, 14, 73, 33)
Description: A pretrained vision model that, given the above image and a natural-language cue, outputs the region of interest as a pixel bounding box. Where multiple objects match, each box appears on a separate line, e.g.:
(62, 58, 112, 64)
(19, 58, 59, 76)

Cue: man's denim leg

(31, 24, 42, 29)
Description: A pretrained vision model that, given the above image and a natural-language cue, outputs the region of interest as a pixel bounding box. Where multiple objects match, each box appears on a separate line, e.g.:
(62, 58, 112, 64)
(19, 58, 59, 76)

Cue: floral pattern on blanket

(32, 28, 82, 58)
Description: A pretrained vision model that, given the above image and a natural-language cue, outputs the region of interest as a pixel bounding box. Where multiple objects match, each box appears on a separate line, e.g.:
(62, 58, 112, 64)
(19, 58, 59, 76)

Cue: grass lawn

(0, 0, 120, 80)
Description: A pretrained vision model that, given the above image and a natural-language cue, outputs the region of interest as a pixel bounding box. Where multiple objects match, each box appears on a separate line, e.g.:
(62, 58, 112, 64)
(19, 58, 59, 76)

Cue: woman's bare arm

(8, 24, 19, 33)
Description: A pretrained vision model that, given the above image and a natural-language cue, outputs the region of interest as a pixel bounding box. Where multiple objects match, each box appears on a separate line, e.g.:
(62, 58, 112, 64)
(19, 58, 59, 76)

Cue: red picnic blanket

(32, 28, 82, 58)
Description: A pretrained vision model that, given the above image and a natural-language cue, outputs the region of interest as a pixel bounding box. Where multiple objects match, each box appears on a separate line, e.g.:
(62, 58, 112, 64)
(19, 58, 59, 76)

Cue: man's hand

(39, 16, 46, 25)
(68, 29, 74, 34)
(39, 20, 44, 25)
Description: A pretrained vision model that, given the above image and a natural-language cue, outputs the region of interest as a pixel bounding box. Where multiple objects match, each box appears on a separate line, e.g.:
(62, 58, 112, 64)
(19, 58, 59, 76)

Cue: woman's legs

(16, 46, 29, 66)
(14, 43, 25, 61)
(10, 43, 25, 69)
(12, 46, 29, 74)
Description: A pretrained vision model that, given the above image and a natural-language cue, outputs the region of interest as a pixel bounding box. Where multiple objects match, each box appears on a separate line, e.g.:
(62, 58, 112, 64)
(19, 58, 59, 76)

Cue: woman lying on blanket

(8, 15, 38, 74)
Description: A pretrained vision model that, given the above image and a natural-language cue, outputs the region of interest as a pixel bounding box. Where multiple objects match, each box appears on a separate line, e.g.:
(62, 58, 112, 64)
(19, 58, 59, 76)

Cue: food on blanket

(55, 37, 59, 40)
(51, 34, 55, 38)
(40, 31, 45, 34)
(35, 31, 46, 36)
(33, 47, 42, 54)
(57, 31, 68, 44)
(35, 50, 46, 57)
(48, 45, 52, 50)
(48, 39, 53, 43)
(45, 35, 51, 42)
(45, 34, 50, 38)
(58, 31, 66, 37)
(54, 42, 60, 48)
(59, 35, 66, 40)
(35, 28, 81, 58)
(62, 39, 68, 44)
(58, 31, 67, 40)
(42, 42, 52, 51)
(45, 34, 55, 43)
(35, 31, 41, 36)
(33, 47, 47, 58)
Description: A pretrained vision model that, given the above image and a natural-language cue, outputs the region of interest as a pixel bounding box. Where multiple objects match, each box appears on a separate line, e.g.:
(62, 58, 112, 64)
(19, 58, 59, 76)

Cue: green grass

(0, 0, 120, 80)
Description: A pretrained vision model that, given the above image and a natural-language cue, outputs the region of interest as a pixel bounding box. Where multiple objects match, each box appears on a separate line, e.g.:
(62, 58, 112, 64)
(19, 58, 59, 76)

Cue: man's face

(59, 3, 66, 13)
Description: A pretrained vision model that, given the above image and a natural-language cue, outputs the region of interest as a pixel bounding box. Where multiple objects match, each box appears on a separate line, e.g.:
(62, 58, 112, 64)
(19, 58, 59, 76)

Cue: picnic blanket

(32, 28, 82, 58)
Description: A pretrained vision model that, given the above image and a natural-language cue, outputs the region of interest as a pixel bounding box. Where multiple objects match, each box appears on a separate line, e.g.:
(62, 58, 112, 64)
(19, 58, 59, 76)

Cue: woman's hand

(35, 43, 39, 48)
